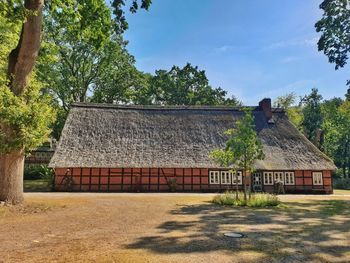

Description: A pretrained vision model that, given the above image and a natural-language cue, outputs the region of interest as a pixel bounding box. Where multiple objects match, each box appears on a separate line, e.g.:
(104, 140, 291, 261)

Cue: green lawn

(23, 179, 52, 192)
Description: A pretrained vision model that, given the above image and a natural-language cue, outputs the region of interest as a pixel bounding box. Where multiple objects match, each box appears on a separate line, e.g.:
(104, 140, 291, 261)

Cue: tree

(36, 1, 152, 138)
(273, 92, 303, 130)
(274, 92, 296, 109)
(316, 0, 350, 89)
(301, 88, 324, 147)
(338, 101, 350, 177)
(144, 63, 241, 106)
(322, 98, 350, 178)
(38, 1, 148, 110)
(0, 0, 55, 204)
(0, 0, 151, 204)
(346, 88, 350, 101)
(210, 109, 264, 201)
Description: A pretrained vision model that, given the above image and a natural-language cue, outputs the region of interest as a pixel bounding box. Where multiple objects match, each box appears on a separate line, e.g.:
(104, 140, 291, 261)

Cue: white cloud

(212, 44, 249, 54)
(213, 45, 236, 53)
(267, 37, 318, 49)
(280, 56, 300, 64)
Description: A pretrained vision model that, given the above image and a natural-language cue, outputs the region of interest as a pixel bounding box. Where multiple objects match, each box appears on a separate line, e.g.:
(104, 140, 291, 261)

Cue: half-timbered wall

(54, 168, 333, 194)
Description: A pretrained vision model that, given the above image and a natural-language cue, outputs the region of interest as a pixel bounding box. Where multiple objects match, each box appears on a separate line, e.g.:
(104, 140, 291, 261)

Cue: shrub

(24, 165, 54, 180)
(212, 191, 280, 207)
(333, 178, 350, 190)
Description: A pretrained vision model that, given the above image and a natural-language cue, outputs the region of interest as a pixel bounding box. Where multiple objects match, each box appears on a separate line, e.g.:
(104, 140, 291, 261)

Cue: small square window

(232, 171, 242, 185)
(274, 172, 284, 184)
(284, 172, 295, 185)
(312, 172, 323, 185)
(263, 172, 273, 185)
(221, 171, 231, 185)
(209, 171, 220, 184)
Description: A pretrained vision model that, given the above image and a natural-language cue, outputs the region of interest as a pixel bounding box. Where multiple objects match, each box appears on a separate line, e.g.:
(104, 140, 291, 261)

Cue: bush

(212, 191, 280, 207)
(333, 178, 350, 190)
(24, 165, 54, 180)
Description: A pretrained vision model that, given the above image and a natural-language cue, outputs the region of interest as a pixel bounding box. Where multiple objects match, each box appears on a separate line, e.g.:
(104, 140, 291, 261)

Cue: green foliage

(0, 4, 56, 154)
(211, 109, 264, 171)
(112, 0, 152, 34)
(316, 0, 350, 70)
(321, 99, 350, 177)
(287, 107, 303, 131)
(333, 178, 350, 189)
(301, 88, 323, 146)
(24, 165, 54, 180)
(210, 109, 264, 200)
(0, 80, 56, 153)
(273, 93, 303, 130)
(212, 191, 280, 207)
(145, 63, 241, 106)
(274, 92, 297, 109)
(38, 0, 149, 115)
(0, 13, 21, 86)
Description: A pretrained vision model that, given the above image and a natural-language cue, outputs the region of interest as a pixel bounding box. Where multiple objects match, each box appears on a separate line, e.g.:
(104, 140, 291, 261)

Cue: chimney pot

(259, 98, 272, 121)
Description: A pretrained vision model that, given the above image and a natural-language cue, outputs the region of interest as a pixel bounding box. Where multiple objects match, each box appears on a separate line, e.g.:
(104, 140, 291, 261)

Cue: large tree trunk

(0, 149, 25, 205)
(8, 0, 44, 95)
(0, 0, 43, 204)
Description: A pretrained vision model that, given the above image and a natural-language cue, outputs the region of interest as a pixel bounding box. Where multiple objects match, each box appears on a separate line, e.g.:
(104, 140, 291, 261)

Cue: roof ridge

(71, 102, 285, 112)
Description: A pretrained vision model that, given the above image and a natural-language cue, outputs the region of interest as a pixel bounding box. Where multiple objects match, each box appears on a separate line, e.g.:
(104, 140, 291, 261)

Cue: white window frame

(232, 171, 243, 185)
(220, 171, 231, 185)
(209, 171, 220, 184)
(284, 172, 295, 185)
(263, 172, 273, 185)
(312, 172, 323, 185)
(274, 172, 284, 184)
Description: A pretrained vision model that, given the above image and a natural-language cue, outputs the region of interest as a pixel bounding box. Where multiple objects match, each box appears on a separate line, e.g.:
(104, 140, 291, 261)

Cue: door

(253, 172, 262, 192)
(133, 174, 142, 192)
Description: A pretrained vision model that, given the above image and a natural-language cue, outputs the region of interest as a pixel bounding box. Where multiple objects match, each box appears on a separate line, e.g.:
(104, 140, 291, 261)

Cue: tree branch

(8, 0, 44, 96)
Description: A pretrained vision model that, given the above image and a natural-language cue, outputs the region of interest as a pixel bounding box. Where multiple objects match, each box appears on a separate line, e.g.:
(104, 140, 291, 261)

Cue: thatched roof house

(50, 99, 335, 194)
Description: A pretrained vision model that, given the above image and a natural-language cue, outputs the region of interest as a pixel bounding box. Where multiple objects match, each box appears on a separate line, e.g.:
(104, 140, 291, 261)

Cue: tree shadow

(126, 199, 350, 261)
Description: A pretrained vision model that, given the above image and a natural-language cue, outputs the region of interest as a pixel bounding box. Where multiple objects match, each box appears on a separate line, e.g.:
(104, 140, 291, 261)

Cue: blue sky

(123, 0, 349, 105)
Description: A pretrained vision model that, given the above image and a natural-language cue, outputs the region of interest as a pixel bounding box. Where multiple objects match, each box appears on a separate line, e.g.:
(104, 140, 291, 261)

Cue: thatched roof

(49, 103, 336, 170)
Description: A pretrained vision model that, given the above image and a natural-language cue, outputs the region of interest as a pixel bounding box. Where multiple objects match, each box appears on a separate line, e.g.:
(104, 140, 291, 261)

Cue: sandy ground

(0, 193, 349, 263)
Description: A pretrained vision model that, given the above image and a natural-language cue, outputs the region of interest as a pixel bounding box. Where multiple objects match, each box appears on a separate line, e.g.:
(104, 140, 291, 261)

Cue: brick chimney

(259, 98, 272, 121)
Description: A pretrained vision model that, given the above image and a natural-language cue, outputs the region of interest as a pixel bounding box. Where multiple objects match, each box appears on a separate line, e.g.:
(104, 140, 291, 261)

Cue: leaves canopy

(316, 0, 350, 70)
(143, 63, 241, 106)
(273, 93, 303, 130)
(210, 109, 264, 171)
(0, 6, 56, 154)
(112, 0, 152, 34)
(38, 0, 148, 110)
(301, 88, 323, 146)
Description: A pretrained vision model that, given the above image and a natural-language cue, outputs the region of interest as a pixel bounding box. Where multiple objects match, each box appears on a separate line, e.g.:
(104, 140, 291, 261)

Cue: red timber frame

(53, 168, 333, 194)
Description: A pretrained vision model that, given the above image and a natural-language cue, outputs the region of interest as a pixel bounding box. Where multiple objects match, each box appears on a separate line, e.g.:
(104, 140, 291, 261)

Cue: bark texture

(0, 149, 25, 204)
(0, 0, 44, 204)
(8, 0, 43, 95)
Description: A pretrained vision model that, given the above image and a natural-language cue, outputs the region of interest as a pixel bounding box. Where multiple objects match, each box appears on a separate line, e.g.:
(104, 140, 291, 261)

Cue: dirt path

(1, 193, 349, 263)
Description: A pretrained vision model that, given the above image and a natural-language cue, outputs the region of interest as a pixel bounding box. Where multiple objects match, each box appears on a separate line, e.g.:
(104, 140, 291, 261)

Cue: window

(274, 172, 284, 184)
(285, 172, 295, 185)
(253, 172, 262, 185)
(232, 171, 242, 185)
(312, 172, 323, 185)
(263, 172, 273, 185)
(221, 171, 231, 184)
(209, 171, 220, 184)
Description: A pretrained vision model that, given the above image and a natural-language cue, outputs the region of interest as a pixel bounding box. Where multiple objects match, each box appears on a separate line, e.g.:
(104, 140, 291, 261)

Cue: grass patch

(24, 179, 52, 192)
(212, 191, 280, 207)
(319, 200, 350, 216)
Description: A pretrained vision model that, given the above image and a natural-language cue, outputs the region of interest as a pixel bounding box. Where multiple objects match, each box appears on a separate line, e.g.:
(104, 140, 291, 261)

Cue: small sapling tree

(210, 109, 264, 201)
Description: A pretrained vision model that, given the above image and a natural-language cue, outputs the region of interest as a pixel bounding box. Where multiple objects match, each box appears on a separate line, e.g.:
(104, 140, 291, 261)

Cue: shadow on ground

(126, 199, 350, 262)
